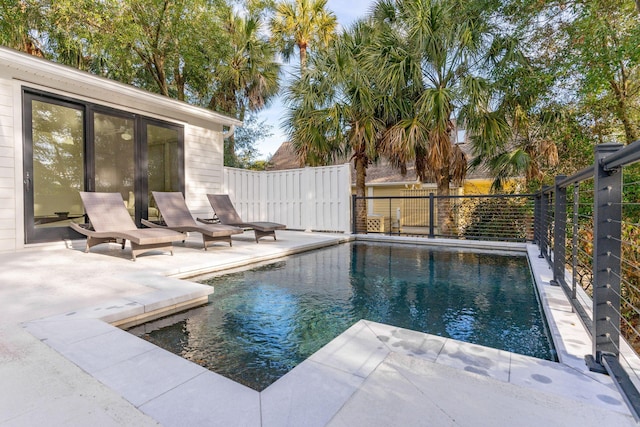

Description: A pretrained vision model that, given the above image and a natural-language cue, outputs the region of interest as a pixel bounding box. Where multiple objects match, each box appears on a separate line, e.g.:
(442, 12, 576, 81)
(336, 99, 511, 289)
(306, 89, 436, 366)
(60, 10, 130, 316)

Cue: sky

(253, 0, 377, 160)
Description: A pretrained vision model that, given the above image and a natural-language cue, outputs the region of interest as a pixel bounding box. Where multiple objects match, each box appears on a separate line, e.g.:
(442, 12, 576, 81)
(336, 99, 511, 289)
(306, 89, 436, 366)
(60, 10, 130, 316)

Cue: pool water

(131, 242, 556, 391)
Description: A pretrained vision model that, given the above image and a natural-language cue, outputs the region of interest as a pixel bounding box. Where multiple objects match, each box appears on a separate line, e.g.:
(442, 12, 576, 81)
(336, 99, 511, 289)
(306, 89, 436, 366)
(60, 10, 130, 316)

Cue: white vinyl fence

(222, 164, 352, 233)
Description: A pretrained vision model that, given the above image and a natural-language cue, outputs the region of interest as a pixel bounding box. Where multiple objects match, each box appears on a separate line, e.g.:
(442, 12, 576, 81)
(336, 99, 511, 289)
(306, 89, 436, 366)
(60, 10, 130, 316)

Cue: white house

(0, 46, 241, 251)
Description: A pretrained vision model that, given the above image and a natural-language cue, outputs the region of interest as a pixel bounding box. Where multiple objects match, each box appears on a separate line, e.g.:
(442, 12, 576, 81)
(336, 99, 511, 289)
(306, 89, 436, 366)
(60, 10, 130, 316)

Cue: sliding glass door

(93, 111, 136, 219)
(23, 90, 184, 244)
(24, 95, 85, 242)
(145, 120, 183, 221)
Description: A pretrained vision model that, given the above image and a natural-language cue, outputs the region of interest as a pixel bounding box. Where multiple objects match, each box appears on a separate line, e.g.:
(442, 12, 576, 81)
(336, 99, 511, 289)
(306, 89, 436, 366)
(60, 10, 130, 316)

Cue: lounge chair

(70, 191, 184, 261)
(142, 191, 243, 249)
(205, 194, 286, 243)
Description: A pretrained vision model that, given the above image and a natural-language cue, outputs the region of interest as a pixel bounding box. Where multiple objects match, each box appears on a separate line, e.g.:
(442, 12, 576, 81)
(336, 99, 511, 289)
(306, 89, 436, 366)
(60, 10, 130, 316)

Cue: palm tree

(365, 0, 494, 234)
(210, 10, 281, 166)
(284, 22, 383, 232)
(269, 0, 337, 70)
(461, 30, 562, 191)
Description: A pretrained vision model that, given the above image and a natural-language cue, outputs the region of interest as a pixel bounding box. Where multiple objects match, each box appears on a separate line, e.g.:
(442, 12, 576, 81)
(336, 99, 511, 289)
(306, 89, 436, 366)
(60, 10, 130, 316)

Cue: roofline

(0, 46, 242, 127)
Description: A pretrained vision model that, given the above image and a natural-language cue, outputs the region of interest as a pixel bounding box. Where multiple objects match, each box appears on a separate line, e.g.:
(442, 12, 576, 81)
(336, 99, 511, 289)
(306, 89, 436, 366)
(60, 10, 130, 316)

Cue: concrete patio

(0, 230, 637, 426)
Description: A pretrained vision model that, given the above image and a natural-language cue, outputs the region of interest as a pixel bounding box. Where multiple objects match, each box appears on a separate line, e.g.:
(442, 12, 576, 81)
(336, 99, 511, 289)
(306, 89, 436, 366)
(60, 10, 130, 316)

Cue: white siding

(223, 164, 352, 233)
(184, 125, 225, 218)
(0, 77, 15, 251)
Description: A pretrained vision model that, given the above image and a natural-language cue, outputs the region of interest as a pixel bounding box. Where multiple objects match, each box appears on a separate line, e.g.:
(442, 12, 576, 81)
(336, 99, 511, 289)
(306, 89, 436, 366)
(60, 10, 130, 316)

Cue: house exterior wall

(0, 47, 239, 252)
(0, 75, 16, 251)
(184, 126, 225, 218)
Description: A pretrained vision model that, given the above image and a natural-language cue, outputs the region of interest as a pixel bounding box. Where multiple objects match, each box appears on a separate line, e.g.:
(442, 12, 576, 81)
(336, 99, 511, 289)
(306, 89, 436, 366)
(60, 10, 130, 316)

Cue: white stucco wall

(0, 47, 240, 251)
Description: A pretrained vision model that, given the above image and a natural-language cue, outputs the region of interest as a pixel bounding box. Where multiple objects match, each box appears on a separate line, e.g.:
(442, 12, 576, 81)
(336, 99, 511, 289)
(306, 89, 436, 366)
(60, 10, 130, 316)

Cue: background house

(0, 47, 241, 251)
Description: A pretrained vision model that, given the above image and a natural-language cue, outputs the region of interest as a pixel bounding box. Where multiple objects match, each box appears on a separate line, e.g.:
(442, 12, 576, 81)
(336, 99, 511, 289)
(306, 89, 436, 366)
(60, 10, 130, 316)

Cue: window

(23, 89, 184, 243)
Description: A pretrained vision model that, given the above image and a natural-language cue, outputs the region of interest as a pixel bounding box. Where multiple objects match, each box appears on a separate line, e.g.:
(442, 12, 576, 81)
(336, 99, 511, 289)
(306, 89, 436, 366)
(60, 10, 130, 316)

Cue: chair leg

(254, 230, 276, 243)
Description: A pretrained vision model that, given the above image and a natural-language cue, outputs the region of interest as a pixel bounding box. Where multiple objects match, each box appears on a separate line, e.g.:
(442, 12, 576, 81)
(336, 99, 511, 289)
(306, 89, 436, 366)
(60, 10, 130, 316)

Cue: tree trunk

(224, 134, 238, 167)
(436, 167, 453, 236)
(354, 156, 367, 234)
(610, 77, 638, 144)
(299, 44, 307, 71)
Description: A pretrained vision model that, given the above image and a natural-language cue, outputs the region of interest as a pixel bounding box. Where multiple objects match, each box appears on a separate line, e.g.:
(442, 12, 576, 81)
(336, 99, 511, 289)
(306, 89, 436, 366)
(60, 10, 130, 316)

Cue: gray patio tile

(140, 370, 260, 427)
(23, 318, 115, 348)
(55, 328, 158, 374)
(91, 346, 207, 407)
(308, 319, 389, 378)
(379, 351, 636, 427)
(37, 298, 146, 324)
(3, 387, 158, 427)
(364, 320, 446, 361)
(509, 352, 627, 412)
(327, 354, 456, 427)
(126, 289, 210, 313)
(0, 329, 157, 427)
(435, 338, 511, 382)
(261, 359, 365, 427)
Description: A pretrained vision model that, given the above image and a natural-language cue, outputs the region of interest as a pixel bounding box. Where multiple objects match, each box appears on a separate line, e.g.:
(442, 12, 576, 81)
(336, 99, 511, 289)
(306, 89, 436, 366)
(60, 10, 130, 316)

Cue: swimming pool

(131, 242, 556, 391)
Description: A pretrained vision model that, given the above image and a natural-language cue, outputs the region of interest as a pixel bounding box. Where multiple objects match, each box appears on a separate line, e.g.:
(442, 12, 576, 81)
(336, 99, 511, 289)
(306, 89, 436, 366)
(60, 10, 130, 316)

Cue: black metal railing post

(534, 192, 541, 245)
(539, 187, 550, 258)
(587, 143, 623, 370)
(551, 176, 567, 286)
(572, 184, 579, 301)
(351, 194, 357, 234)
(429, 192, 435, 238)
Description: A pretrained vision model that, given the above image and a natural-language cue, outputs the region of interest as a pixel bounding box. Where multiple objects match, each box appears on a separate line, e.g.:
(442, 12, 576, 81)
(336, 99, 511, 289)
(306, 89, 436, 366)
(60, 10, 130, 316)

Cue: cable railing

(536, 141, 640, 419)
(351, 193, 535, 242)
(351, 141, 640, 417)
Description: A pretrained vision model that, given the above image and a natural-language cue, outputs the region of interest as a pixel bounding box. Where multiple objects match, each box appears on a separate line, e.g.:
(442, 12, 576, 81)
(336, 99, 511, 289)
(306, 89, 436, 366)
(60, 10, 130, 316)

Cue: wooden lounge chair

(142, 191, 243, 249)
(69, 191, 184, 261)
(206, 194, 286, 243)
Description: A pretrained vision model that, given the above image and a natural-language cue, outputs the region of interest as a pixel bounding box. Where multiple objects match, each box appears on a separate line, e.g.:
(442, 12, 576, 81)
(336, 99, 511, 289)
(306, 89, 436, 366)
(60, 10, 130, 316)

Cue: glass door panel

(93, 112, 135, 218)
(147, 123, 182, 221)
(25, 98, 85, 243)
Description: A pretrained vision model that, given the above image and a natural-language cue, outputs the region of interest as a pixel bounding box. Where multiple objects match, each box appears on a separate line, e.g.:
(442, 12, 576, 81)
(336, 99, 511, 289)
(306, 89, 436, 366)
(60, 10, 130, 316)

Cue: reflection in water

(134, 242, 555, 391)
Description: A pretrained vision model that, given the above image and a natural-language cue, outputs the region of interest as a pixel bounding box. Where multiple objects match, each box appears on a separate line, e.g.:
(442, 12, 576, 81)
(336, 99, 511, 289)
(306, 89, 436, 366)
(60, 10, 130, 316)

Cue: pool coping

(21, 237, 638, 425)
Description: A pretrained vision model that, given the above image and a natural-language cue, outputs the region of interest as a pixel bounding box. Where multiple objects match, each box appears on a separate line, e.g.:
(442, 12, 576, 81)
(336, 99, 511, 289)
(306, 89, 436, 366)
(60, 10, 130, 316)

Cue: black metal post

(429, 193, 435, 238)
(533, 192, 542, 246)
(572, 184, 579, 301)
(551, 176, 567, 286)
(587, 143, 623, 370)
(351, 194, 357, 234)
(539, 188, 550, 258)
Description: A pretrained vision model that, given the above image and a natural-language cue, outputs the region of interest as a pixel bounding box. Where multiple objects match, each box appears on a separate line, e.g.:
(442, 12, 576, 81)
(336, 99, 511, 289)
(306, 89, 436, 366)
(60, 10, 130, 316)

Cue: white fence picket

(222, 164, 352, 233)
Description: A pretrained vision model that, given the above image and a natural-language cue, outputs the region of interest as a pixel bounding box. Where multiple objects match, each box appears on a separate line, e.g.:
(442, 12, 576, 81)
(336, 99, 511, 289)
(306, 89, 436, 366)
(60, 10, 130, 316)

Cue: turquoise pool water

(132, 242, 556, 391)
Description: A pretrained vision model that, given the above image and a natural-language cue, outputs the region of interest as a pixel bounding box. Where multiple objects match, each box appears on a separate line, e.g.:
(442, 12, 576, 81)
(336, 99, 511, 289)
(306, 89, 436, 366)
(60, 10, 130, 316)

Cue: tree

(210, 9, 280, 165)
(462, 0, 640, 191)
(0, 0, 44, 56)
(498, 0, 640, 146)
(365, 0, 493, 232)
(112, 0, 232, 100)
(562, 0, 640, 145)
(285, 22, 383, 232)
(269, 0, 337, 70)
(227, 113, 274, 168)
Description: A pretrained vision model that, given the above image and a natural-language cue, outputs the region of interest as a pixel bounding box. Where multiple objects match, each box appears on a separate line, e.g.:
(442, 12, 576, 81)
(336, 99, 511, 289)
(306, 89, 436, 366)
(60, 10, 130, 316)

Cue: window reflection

(32, 100, 84, 228)
(148, 124, 180, 220)
(94, 113, 135, 217)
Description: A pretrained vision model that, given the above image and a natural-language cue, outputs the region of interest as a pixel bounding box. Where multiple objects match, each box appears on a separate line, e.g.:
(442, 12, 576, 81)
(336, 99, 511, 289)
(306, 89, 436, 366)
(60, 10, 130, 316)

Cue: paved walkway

(0, 231, 636, 426)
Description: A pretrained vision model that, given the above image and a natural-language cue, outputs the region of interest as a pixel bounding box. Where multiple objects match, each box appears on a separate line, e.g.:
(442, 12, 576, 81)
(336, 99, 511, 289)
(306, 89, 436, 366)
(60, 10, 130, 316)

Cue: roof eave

(0, 46, 242, 127)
